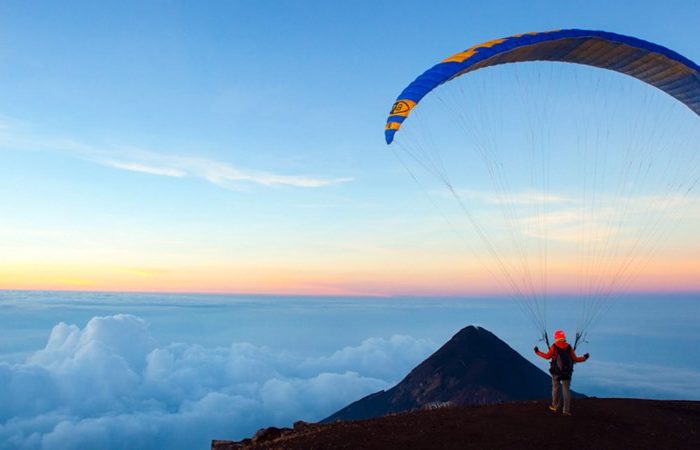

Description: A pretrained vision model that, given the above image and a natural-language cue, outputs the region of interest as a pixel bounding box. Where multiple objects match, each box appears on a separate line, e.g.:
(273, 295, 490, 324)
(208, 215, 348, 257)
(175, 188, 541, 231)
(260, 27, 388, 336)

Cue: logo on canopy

(390, 100, 416, 117)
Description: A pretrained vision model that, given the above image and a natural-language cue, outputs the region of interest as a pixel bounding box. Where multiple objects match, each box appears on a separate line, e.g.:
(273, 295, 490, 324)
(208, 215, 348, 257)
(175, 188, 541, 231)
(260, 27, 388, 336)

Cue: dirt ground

(213, 398, 700, 450)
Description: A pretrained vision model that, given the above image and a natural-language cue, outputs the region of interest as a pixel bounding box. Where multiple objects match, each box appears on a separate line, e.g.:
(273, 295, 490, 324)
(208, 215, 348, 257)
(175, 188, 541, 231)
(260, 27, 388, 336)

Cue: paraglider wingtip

(385, 130, 395, 145)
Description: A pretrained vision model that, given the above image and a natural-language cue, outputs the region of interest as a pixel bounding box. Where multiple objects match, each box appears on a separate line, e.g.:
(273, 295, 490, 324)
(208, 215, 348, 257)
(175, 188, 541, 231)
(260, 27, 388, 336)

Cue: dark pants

(552, 376, 571, 413)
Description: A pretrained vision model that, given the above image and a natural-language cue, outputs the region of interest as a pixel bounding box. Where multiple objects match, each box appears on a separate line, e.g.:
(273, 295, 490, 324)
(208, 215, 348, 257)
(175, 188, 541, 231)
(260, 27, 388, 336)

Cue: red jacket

(536, 341, 586, 363)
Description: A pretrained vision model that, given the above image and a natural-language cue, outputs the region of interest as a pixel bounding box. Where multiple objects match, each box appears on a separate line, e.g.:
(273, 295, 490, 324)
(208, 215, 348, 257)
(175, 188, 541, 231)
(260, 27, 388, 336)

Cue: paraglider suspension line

(573, 331, 584, 351)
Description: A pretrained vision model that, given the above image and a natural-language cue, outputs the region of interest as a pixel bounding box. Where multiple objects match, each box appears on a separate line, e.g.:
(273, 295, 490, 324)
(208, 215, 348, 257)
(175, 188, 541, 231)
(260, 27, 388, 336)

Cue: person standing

(534, 330, 589, 416)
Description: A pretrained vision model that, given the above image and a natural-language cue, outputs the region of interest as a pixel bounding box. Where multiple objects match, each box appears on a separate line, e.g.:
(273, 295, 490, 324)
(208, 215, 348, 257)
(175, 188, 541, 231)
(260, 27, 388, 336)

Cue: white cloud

(0, 314, 435, 450)
(302, 335, 434, 380)
(101, 161, 187, 178)
(579, 360, 700, 399)
(440, 185, 700, 244)
(518, 208, 620, 242)
(87, 149, 353, 189)
(443, 188, 572, 206)
(0, 118, 351, 189)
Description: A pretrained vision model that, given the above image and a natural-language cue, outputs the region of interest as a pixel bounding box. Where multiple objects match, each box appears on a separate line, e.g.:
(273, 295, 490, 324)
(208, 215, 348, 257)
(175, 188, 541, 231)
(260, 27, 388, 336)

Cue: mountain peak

(323, 325, 579, 422)
(444, 323, 497, 343)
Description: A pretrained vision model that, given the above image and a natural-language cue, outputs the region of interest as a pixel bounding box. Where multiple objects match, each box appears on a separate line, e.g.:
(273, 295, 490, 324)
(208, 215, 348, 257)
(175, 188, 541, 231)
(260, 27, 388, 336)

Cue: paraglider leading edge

(385, 28, 700, 144)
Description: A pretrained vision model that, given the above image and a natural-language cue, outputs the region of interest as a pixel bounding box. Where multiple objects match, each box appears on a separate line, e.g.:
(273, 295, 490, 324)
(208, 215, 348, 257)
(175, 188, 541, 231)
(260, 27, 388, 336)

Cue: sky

(0, 0, 699, 296)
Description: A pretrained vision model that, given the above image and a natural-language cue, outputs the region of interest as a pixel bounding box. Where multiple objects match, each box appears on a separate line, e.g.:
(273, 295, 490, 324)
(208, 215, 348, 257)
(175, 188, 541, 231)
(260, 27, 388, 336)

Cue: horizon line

(1, 287, 698, 299)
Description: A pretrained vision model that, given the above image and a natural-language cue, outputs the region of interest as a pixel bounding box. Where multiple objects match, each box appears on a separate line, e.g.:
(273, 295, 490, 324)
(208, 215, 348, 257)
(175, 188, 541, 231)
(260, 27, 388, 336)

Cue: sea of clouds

(0, 314, 435, 450)
(3, 295, 700, 450)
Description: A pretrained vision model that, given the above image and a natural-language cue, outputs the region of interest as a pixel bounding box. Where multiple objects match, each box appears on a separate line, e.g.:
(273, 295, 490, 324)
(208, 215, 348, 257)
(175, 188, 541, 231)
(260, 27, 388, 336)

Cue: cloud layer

(2, 311, 698, 450)
(579, 360, 700, 399)
(0, 314, 434, 450)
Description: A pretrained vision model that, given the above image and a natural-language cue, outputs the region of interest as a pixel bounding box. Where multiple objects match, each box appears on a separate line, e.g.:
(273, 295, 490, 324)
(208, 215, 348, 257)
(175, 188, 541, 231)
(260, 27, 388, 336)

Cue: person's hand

(534, 346, 539, 353)
(584, 353, 590, 360)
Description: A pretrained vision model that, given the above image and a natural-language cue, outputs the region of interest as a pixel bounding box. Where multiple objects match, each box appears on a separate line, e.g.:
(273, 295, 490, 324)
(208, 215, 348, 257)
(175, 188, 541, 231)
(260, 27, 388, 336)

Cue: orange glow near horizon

(1, 255, 698, 297)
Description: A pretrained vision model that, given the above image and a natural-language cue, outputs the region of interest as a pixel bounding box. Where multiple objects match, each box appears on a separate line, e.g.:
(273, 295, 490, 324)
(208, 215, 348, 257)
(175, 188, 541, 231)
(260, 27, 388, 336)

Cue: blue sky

(0, 1, 699, 295)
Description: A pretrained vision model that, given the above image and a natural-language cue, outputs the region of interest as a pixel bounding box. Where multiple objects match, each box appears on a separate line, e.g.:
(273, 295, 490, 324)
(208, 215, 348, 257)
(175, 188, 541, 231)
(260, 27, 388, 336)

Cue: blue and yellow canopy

(385, 29, 700, 144)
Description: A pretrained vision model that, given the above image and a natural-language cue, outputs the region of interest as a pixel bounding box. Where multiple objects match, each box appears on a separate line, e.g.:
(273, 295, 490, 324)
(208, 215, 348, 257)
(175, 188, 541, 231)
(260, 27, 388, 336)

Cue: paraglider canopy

(386, 29, 700, 144)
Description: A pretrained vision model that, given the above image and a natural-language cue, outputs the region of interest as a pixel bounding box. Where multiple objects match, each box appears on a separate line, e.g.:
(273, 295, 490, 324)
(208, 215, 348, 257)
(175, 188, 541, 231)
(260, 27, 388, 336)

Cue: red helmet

(554, 330, 566, 342)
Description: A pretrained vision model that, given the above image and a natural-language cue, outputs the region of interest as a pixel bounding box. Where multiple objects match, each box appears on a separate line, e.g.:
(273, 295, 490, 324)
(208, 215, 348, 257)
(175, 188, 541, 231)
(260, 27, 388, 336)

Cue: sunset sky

(1, 1, 699, 295)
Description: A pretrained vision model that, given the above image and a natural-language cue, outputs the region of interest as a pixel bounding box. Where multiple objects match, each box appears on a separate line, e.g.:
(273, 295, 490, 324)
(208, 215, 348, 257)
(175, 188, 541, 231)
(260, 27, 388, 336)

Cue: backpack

(550, 344, 574, 378)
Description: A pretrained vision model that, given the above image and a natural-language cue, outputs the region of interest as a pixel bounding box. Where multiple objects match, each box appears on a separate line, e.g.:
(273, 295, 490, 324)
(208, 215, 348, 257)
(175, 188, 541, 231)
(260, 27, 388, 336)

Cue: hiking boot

(563, 411, 572, 416)
(548, 405, 558, 412)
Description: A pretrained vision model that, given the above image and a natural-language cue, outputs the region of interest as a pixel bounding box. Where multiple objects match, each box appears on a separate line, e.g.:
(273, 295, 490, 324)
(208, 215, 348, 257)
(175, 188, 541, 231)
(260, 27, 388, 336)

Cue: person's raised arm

(570, 347, 590, 363)
(534, 345, 553, 360)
